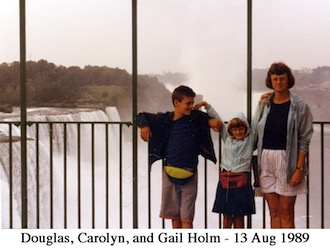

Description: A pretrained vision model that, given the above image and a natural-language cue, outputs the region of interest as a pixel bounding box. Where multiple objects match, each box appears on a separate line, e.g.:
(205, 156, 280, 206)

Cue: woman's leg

(279, 195, 296, 228)
(264, 193, 281, 228)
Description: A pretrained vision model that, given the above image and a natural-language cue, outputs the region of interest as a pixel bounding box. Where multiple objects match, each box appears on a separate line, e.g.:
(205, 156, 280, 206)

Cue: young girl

(194, 101, 263, 228)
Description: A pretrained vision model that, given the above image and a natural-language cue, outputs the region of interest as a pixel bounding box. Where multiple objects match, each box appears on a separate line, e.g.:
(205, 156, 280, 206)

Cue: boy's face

(174, 96, 194, 117)
(231, 126, 247, 140)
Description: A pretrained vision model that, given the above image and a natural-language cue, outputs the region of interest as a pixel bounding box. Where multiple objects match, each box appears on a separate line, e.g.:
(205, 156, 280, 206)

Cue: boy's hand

(208, 119, 222, 132)
(140, 126, 152, 142)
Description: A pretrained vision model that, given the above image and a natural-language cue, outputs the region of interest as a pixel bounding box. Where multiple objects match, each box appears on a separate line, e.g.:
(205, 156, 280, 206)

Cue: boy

(137, 85, 222, 228)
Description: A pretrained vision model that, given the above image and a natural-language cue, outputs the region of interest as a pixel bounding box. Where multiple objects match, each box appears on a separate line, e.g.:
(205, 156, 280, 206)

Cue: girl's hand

(208, 118, 222, 132)
(193, 101, 209, 110)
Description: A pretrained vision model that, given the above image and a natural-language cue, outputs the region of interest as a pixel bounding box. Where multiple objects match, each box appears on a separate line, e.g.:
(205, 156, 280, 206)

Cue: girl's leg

(279, 195, 296, 228)
(233, 215, 245, 228)
(223, 214, 234, 228)
(264, 192, 281, 228)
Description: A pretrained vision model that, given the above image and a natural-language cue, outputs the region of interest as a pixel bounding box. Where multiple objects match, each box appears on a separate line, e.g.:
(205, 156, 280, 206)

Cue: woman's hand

(289, 169, 304, 187)
(290, 152, 307, 186)
(259, 92, 272, 103)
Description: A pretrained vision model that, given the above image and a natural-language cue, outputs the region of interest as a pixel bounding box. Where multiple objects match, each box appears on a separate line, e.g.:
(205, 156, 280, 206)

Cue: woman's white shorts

(260, 149, 307, 196)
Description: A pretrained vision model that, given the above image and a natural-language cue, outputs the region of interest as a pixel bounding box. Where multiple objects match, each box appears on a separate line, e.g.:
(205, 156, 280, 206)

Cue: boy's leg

(171, 219, 192, 228)
(179, 172, 198, 228)
(160, 169, 181, 222)
(172, 219, 182, 228)
(182, 220, 193, 228)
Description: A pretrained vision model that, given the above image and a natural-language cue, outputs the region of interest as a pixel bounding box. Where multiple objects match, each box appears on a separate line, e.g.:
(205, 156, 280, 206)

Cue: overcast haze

(1, 0, 330, 120)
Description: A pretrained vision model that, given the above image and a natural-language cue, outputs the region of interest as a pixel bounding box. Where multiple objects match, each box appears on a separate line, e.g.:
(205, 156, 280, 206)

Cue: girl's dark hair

(172, 85, 196, 105)
(265, 62, 295, 89)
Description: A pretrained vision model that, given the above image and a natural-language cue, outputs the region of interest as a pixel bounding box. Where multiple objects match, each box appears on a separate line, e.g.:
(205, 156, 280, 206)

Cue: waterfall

(0, 107, 127, 228)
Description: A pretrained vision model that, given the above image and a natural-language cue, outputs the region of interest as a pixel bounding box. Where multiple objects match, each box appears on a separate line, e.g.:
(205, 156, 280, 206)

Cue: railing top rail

(0, 121, 132, 126)
(1, 120, 328, 126)
(313, 121, 330, 125)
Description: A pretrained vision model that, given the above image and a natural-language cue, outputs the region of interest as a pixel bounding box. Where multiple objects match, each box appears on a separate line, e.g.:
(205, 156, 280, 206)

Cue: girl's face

(270, 73, 289, 93)
(231, 126, 247, 140)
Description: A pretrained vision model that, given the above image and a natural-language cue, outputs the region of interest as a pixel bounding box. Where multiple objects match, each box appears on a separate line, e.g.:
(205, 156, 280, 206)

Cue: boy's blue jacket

(136, 110, 217, 168)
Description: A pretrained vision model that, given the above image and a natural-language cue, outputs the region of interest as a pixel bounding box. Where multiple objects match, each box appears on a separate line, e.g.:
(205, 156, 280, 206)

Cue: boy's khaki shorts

(160, 168, 198, 223)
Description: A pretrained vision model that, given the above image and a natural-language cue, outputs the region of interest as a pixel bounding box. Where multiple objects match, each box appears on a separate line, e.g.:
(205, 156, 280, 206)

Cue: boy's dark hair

(172, 85, 196, 105)
(265, 62, 295, 89)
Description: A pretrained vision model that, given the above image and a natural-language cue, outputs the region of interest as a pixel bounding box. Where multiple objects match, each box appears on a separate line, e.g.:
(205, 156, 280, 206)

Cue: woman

(257, 62, 314, 228)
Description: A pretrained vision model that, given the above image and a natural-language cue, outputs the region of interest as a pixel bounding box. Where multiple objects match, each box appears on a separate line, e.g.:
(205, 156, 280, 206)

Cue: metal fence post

(247, 0, 253, 229)
(132, 0, 138, 229)
(19, 0, 28, 229)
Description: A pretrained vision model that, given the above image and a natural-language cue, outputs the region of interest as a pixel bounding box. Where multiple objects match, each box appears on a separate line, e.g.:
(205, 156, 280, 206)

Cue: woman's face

(270, 73, 289, 93)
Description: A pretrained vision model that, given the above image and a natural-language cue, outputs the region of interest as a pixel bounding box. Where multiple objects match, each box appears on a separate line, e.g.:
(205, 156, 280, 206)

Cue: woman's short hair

(265, 62, 295, 89)
(172, 85, 196, 105)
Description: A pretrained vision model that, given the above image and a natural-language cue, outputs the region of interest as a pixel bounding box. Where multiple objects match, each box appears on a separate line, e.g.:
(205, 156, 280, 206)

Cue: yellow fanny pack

(164, 165, 194, 179)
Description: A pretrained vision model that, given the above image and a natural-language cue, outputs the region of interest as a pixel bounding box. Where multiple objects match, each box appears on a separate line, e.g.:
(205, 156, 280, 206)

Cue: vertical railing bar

(204, 158, 208, 229)
(147, 142, 151, 228)
(306, 153, 310, 228)
(35, 123, 40, 228)
(262, 198, 266, 228)
(49, 123, 54, 228)
(63, 123, 67, 228)
(119, 124, 123, 228)
(320, 124, 325, 228)
(162, 159, 165, 229)
(9, 124, 13, 228)
(218, 132, 222, 228)
(105, 124, 109, 228)
(77, 123, 81, 228)
(91, 124, 95, 228)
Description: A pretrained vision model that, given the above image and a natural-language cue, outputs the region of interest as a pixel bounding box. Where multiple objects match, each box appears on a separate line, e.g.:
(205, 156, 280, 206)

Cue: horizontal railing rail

(0, 120, 328, 228)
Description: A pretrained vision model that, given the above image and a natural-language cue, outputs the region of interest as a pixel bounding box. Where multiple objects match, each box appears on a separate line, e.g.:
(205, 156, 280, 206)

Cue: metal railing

(0, 120, 328, 228)
(0, 120, 131, 228)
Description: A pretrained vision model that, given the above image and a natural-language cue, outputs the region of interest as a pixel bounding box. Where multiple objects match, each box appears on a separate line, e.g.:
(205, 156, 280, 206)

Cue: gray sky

(1, 0, 330, 120)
